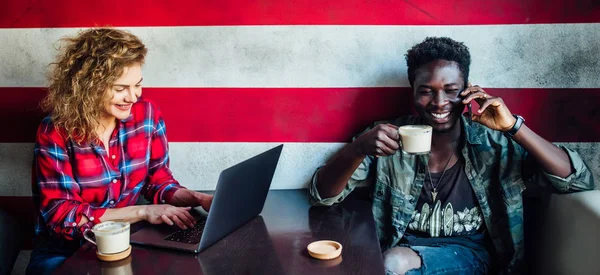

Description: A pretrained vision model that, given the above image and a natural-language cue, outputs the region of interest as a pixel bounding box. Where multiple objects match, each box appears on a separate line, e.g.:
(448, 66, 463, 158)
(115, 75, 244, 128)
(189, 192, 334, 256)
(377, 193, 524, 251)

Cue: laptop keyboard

(164, 219, 207, 244)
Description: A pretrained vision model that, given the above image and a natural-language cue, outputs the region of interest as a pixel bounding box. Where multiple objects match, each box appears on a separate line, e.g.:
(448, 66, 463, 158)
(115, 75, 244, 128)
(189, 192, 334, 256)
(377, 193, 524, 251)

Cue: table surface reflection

(55, 189, 386, 275)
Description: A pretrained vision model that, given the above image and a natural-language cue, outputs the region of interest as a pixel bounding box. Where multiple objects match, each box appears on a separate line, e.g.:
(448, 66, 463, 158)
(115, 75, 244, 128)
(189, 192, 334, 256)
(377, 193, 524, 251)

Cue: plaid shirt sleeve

(141, 104, 184, 204)
(34, 120, 106, 240)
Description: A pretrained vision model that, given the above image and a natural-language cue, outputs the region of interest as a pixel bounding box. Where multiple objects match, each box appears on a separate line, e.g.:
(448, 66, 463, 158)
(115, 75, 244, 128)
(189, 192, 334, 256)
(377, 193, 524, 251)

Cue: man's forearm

(315, 143, 366, 198)
(512, 124, 572, 178)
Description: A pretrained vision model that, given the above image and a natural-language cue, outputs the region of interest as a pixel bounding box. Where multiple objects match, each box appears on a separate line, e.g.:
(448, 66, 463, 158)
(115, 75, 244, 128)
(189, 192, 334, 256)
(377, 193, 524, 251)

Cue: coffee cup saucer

(96, 245, 132, 262)
(307, 240, 342, 260)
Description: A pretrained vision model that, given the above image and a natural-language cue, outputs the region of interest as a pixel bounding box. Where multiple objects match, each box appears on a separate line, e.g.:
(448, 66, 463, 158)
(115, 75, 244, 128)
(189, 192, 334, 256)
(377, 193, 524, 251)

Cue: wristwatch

(504, 114, 525, 139)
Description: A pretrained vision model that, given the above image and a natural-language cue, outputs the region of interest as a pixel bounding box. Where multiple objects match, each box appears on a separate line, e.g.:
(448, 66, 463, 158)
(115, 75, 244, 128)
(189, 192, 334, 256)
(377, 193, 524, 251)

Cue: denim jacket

(310, 115, 595, 273)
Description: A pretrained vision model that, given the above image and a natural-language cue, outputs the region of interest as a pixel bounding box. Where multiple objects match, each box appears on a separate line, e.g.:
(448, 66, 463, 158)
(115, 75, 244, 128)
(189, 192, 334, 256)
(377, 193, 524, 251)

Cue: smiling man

(310, 37, 594, 274)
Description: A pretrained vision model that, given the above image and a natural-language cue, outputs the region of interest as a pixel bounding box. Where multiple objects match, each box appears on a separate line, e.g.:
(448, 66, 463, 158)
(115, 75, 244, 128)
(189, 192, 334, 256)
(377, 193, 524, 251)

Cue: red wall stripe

(1, 87, 599, 143)
(2, 0, 599, 28)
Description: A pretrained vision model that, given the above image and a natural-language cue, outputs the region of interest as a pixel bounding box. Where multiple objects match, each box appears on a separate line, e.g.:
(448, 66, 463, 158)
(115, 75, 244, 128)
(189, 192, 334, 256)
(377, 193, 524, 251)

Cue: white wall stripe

(0, 142, 345, 196)
(1, 24, 599, 89)
(1, 142, 599, 196)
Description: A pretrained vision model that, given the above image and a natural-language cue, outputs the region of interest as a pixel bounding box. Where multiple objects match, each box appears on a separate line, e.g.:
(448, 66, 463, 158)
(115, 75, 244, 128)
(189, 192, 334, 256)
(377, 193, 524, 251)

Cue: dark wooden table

(55, 189, 386, 275)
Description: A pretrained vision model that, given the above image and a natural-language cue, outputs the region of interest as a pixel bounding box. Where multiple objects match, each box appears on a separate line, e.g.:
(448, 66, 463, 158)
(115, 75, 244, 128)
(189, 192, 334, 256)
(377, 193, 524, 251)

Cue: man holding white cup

(310, 37, 594, 274)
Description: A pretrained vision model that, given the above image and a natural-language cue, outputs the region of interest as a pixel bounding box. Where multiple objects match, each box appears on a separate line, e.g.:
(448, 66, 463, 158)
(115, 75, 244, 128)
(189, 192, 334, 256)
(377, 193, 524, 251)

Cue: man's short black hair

(405, 37, 471, 88)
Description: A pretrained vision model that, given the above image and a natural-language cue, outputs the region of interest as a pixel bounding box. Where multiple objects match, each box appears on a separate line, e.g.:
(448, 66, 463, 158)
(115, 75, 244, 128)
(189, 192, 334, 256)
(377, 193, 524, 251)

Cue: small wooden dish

(307, 240, 342, 260)
(96, 245, 132, 262)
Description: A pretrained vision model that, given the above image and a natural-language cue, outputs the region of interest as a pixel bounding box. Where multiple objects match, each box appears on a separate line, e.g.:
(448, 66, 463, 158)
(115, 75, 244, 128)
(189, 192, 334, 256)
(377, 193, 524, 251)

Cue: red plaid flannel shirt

(32, 98, 184, 240)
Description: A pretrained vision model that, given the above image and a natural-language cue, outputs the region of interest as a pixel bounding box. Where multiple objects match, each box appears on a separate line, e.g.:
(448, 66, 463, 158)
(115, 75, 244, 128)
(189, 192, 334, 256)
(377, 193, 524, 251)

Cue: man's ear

(408, 88, 418, 116)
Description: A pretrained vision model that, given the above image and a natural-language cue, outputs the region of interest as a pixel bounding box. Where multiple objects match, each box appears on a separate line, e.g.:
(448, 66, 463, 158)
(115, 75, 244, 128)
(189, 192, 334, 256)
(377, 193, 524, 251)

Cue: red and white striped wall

(1, 0, 599, 198)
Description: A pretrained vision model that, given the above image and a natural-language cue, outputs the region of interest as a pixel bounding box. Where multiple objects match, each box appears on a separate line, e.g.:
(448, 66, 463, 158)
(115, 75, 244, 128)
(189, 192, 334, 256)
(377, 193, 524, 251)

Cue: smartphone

(467, 103, 473, 125)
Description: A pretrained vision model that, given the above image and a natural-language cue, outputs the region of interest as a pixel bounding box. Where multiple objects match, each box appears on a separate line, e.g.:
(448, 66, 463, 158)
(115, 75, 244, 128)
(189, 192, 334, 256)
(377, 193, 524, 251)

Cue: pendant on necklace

(431, 188, 438, 201)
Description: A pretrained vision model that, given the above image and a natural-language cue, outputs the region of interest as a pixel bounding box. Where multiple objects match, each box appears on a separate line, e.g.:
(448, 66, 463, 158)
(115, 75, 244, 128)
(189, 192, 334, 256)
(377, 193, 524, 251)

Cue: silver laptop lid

(198, 144, 283, 252)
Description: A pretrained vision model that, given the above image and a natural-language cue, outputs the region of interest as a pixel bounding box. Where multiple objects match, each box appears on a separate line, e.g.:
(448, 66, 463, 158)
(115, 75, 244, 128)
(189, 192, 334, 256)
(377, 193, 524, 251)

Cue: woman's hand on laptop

(141, 205, 196, 229)
(170, 189, 214, 212)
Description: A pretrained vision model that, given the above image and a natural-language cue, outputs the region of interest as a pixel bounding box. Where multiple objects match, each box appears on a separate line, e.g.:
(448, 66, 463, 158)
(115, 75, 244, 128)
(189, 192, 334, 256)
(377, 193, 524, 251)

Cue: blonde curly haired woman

(27, 28, 213, 275)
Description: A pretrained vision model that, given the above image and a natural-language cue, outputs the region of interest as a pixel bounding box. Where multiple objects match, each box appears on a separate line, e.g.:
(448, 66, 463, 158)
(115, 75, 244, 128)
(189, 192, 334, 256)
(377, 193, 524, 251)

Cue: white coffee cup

(84, 221, 130, 255)
(398, 125, 432, 155)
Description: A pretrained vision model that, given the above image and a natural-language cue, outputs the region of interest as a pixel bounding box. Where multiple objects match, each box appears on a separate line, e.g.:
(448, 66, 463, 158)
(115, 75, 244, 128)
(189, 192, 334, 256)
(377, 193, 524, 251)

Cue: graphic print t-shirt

(406, 157, 485, 238)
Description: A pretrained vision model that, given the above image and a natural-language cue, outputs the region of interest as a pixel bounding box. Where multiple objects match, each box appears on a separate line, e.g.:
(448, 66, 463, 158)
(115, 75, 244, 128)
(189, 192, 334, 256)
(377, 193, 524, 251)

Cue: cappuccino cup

(84, 221, 130, 255)
(398, 125, 432, 155)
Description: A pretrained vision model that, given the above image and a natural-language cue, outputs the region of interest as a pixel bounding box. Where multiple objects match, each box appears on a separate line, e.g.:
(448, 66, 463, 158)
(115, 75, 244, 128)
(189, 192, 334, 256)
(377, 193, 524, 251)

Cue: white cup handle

(83, 229, 96, 245)
(397, 129, 403, 148)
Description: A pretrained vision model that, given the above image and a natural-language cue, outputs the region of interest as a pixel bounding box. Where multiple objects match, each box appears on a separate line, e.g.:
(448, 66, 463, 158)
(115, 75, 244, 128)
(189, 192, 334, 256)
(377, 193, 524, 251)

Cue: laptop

(130, 144, 283, 253)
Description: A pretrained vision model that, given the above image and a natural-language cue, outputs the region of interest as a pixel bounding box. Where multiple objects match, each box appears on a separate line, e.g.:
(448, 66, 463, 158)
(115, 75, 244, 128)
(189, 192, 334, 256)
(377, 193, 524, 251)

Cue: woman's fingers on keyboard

(161, 214, 174, 226)
(174, 209, 195, 228)
(182, 209, 196, 226)
(171, 215, 187, 230)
